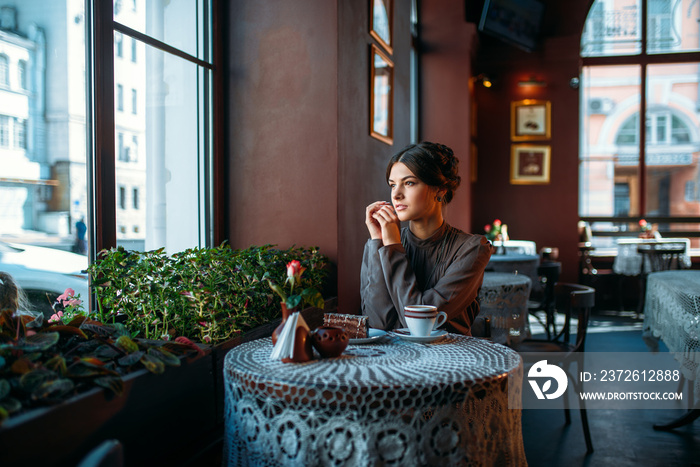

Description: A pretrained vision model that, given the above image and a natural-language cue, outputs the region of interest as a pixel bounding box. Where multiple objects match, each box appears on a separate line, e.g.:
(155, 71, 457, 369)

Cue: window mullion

(88, 0, 117, 257)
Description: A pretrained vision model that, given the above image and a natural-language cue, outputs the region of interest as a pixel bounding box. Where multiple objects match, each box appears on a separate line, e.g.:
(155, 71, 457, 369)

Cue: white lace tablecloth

(643, 270, 700, 401)
(223, 335, 526, 466)
(479, 272, 532, 345)
(491, 240, 537, 256)
(613, 238, 691, 276)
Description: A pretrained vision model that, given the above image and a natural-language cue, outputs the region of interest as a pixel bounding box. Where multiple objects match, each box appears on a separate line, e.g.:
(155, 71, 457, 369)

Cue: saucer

(392, 329, 447, 343)
(349, 328, 388, 345)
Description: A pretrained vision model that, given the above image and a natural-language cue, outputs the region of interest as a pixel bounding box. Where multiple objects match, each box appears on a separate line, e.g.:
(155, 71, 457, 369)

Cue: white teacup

(404, 305, 447, 337)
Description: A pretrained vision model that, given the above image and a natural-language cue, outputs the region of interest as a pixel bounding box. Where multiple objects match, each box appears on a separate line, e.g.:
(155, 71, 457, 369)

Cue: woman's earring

(436, 195, 442, 202)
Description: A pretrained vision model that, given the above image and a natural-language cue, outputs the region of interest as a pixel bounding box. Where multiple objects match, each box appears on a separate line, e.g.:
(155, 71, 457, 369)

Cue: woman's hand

(365, 201, 391, 240)
(372, 204, 401, 246)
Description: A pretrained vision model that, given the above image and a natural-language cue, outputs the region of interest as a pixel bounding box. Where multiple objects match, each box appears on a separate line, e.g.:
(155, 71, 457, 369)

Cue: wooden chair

(512, 283, 596, 453)
(527, 261, 561, 340)
(636, 243, 687, 317)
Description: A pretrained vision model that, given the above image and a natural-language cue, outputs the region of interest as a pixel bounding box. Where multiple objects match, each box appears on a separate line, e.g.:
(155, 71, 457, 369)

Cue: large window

(580, 0, 700, 245)
(0, 1, 221, 315)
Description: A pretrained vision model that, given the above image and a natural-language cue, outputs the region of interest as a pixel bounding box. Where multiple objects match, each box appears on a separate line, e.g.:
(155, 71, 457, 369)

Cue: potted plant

(0, 290, 214, 467)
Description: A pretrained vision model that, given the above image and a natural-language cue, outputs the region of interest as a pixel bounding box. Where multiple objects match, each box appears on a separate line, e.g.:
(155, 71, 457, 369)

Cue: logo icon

(528, 360, 568, 400)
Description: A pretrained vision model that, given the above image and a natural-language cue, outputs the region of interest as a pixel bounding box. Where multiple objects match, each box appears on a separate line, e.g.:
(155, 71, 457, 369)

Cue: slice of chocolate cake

(323, 313, 369, 339)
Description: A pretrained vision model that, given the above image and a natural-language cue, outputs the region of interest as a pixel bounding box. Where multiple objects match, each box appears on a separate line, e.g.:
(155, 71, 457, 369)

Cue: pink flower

(57, 288, 76, 304)
(639, 219, 647, 227)
(49, 311, 64, 323)
(484, 224, 491, 233)
(493, 219, 502, 227)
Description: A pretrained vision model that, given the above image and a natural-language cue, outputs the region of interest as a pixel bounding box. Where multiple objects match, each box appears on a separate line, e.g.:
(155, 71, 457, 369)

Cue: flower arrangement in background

(484, 219, 509, 242)
(639, 219, 652, 232)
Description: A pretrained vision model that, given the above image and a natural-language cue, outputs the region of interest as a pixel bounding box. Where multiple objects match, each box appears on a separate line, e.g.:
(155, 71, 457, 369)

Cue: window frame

(580, 0, 700, 237)
(87, 0, 225, 262)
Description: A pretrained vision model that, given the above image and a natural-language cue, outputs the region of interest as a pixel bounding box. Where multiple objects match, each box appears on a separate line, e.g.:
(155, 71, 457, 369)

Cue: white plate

(349, 328, 388, 344)
(392, 328, 448, 343)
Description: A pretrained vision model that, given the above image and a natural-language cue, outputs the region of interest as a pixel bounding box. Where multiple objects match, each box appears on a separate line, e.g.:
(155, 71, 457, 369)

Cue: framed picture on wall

(510, 144, 550, 184)
(511, 99, 551, 141)
(370, 0, 393, 54)
(370, 44, 394, 145)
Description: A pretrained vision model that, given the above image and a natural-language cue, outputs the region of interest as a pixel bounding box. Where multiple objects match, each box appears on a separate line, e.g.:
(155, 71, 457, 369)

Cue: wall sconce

(518, 76, 547, 87)
(474, 74, 493, 88)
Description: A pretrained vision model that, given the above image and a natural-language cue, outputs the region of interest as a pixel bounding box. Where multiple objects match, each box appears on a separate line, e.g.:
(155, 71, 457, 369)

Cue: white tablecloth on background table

(223, 335, 526, 466)
(613, 238, 691, 276)
(643, 270, 700, 401)
(491, 240, 537, 256)
(478, 272, 532, 345)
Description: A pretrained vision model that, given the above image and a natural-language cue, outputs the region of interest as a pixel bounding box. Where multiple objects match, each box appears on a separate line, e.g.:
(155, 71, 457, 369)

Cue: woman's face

(388, 162, 441, 223)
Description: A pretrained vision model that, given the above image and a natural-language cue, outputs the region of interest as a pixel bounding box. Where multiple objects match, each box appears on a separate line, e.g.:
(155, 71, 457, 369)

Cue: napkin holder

(270, 311, 313, 363)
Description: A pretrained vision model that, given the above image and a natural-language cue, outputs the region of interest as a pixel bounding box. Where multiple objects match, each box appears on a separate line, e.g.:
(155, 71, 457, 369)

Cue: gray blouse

(360, 222, 493, 335)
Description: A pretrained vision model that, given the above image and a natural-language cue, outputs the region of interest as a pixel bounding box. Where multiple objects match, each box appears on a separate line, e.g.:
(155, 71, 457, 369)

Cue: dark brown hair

(385, 142, 461, 204)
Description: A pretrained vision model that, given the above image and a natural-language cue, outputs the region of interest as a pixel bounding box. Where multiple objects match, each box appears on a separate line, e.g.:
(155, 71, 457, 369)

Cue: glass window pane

(114, 0, 207, 61)
(645, 63, 700, 229)
(581, 0, 642, 57)
(648, 0, 700, 54)
(580, 65, 642, 220)
(0, 2, 89, 318)
(114, 41, 208, 253)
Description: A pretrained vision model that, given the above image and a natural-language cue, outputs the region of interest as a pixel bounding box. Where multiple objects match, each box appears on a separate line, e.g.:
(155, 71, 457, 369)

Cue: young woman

(360, 142, 493, 335)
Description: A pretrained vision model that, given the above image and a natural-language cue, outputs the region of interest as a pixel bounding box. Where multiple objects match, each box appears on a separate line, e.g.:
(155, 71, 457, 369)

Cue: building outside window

(116, 83, 123, 111)
(13, 117, 26, 149)
(119, 186, 126, 209)
(0, 115, 8, 147)
(0, 54, 8, 86)
(0, 1, 219, 311)
(18, 60, 27, 90)
(115, 31, 123, 57)
(580, 0, 700, 246)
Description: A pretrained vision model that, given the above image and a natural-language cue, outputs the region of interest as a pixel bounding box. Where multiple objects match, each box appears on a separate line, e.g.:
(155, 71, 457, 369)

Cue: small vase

(282, 322, 314, 363)
(272, 302, 291, 345)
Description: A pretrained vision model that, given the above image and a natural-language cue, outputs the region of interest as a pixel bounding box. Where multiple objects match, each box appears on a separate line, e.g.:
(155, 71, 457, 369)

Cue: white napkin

(270, 311, 310, 361)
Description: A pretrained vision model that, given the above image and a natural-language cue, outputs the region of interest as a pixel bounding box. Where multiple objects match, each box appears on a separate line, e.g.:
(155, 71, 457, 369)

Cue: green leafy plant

(87, 244, 329, 345)
(0, 308, 201, 425)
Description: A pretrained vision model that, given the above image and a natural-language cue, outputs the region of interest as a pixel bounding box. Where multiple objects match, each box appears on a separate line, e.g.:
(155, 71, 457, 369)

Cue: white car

(0, 241, 89, 317)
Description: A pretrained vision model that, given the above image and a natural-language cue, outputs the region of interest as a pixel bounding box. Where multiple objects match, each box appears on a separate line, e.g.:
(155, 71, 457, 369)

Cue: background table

(613, 238, 691, 276)
(486, 253, 539, 291)
(491, 239, 537, 256)
(643, 270, 700, 404)
(479, 272, 532, 345)
(223, 335, 526, 466)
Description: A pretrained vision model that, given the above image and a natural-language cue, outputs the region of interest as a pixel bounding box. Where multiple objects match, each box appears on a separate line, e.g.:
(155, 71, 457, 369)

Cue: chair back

(553, 283, 595, 353)
(536, 261, 561, 306)
(637, 243, 686, 274)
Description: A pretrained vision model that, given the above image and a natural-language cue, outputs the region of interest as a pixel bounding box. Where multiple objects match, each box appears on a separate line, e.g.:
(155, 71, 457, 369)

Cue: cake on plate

(323, 313, 368, 339)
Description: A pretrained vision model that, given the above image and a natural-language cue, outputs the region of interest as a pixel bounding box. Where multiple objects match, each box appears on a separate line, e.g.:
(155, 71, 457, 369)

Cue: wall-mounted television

(478, 0, 545, 52)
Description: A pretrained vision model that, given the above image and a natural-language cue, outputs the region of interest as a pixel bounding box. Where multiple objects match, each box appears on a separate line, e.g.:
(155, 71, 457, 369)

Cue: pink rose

(493, 219, 502, 227)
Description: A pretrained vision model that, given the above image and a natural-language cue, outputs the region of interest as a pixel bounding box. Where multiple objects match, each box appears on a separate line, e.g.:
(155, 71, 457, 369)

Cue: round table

(613, 238, 691, 276)
(486, 253, 539, 293)
(223, 335, 526, 466)
(479, 272, 532, 345)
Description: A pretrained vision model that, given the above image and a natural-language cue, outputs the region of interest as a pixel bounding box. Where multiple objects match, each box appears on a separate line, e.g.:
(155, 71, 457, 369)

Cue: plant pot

(0, 349, 216, 467)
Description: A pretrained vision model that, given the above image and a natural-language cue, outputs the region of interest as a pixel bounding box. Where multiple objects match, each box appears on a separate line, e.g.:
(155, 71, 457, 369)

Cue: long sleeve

(361, 225, 493, 335)
(360, 239, 400, 330)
